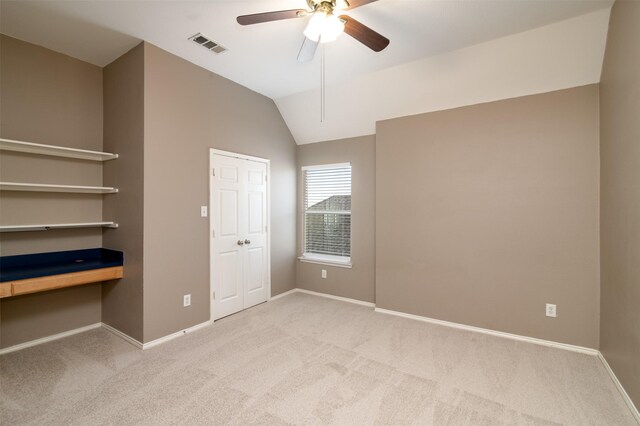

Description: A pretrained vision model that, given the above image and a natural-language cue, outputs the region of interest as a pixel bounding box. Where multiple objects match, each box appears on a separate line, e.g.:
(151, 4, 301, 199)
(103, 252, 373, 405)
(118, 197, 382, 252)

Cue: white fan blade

(297, 37, 318, 62)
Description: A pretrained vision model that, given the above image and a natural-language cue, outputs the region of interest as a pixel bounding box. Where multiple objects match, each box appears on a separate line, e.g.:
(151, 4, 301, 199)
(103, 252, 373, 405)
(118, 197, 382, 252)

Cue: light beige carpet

(0, 292, 636, 425)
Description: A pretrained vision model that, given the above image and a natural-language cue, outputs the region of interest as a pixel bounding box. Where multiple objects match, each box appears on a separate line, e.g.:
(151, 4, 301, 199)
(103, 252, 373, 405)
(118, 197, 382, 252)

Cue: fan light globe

(304, 12, 345, 43)
(321, 14, 345, 42)
(303, 12, 326, 41)
(335, 0, 349, 10)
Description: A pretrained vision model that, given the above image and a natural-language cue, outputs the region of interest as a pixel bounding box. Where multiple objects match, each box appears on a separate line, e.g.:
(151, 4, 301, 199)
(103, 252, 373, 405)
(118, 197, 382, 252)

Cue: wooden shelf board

(0, 266, 124, 298)
(0, 283, 11, 298)
(0, 222, 119, 232)
(0, 138, 118, 161)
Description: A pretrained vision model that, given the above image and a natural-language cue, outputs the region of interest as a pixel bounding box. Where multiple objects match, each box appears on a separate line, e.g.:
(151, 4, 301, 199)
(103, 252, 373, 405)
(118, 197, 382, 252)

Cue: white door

(243, 160, 268, 309)
(211, 152, 269, 320)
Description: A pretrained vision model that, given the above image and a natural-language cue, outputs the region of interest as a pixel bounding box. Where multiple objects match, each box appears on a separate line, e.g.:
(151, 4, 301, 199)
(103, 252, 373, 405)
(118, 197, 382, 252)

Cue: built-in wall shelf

(0, 139, 120, 233)
(0, 182, 118, 194)
(0, 222, 119, 233)
(0, 138, 118, 161)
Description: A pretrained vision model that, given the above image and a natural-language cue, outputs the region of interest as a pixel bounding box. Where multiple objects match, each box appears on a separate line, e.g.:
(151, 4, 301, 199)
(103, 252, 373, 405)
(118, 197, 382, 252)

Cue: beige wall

(1, 39, 295, 346)
(0, 36, 103, 348)
(600, 0, 640, 407)
(102, 43, 145, 342)
(142, 43, 297, 342)
(376, 85, 600, 348)
(0, 32, 616, 365)
(296, 135, 376, 303)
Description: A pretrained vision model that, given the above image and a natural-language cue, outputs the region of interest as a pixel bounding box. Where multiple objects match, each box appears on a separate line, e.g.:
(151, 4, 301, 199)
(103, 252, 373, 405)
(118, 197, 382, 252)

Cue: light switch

(200, 206, 208, 217)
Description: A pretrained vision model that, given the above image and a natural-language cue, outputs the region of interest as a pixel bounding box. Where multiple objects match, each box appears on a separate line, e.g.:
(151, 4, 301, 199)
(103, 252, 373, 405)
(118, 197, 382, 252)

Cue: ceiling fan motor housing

(307, 0, 349, 13)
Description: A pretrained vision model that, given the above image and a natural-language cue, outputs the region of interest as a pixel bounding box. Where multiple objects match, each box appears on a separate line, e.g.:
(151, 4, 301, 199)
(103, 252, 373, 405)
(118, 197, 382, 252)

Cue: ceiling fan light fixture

(304, 11, 345, 43)
(321, 13, 346, 42)
(335, 0, 350, 10)
(303, 12, 326, 41)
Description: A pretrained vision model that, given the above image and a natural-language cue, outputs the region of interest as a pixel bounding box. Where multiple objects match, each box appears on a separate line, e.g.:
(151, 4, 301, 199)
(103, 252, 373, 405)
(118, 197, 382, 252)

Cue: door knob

(237, 240, 244, 246)
(244, 239, 251, 245)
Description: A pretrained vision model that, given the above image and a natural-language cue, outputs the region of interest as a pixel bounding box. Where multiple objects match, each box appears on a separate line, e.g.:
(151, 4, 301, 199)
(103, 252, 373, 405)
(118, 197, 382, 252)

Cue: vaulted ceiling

(1, 0, 613, 144)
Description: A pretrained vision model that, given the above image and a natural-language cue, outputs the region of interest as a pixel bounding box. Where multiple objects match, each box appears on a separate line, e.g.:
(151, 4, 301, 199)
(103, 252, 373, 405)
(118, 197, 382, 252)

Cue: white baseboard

(377, 305, 640, 422)
(101, 322, 143, 349)
(141, 320, 213, 350)
(103, 320, 213, 350)
(0, 323, 102, 356)
(276, 290, 597, 355)
(288, 288, 375, 307)
(597, 352, 640, 423)
(1, 319, 215, 355)
(269, 288, 298, 301)
(374, 307, 599, 356)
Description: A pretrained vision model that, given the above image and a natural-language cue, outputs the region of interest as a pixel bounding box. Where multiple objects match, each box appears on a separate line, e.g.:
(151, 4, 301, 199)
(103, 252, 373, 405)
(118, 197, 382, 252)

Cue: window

(301, 163, 352, 266)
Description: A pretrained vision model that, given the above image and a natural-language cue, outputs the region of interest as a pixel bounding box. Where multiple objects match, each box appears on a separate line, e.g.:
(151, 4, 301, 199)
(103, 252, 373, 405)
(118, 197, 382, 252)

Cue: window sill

(297, 256, 353, 269)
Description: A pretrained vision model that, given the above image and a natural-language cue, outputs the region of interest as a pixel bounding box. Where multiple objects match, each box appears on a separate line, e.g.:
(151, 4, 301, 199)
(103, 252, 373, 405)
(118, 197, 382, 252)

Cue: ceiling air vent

(189, 33, 227, 54)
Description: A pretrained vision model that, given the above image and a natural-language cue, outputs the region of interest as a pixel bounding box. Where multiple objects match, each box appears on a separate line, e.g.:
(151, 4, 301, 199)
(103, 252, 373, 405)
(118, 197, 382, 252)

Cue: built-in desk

(0, 249, 124, 298)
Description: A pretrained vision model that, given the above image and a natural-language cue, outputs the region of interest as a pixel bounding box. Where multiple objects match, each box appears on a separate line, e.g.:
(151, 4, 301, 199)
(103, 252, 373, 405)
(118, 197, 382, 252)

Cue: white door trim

(210, 148, 269, 164)
(209, 148, 271, 322)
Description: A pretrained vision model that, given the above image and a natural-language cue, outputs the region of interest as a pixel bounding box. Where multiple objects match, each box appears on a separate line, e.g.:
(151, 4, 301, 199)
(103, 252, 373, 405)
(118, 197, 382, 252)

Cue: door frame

(209, 148, 271, 322)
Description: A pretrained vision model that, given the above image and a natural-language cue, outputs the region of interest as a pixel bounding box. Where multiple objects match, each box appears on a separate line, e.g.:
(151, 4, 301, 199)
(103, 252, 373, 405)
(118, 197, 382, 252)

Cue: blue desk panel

(0, 248, 124, 282)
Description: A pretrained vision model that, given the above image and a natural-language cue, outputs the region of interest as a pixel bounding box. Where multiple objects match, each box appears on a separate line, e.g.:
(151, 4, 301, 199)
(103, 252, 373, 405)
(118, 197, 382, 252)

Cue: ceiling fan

(237, 0, 389, 62)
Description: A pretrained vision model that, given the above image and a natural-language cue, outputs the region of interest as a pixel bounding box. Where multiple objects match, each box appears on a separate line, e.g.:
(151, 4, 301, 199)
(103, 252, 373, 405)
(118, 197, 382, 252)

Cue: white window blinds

(303, 163, 352, 262)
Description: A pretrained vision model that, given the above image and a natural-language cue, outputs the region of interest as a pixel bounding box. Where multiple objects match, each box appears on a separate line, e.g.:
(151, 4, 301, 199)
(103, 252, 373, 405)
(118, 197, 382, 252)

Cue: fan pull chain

(320, 43, 326, 123)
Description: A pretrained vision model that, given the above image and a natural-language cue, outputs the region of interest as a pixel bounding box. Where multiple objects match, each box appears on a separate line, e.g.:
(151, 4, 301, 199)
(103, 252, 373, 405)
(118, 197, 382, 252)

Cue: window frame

(299, 162, 353, 268)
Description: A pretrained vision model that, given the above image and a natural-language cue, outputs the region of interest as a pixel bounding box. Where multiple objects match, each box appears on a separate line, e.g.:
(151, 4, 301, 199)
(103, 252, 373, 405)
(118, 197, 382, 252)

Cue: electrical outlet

(200, 206, 208, 217)
(546, 303, 557, 318)
(184, 294, 191, 307)
(321, 269, 327, 279)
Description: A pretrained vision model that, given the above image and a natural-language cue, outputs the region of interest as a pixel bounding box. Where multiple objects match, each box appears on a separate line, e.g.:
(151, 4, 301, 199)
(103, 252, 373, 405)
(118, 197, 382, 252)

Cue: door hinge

(212, 229, 215, 238)
(213, 291, 216, 300)
(265, 175, 268, 182)
(212, 168, 215, 176)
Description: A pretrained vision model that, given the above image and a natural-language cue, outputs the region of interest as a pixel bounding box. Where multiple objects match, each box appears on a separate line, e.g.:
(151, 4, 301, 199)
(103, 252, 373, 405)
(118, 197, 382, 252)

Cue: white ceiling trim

(276, 8, 611, 145)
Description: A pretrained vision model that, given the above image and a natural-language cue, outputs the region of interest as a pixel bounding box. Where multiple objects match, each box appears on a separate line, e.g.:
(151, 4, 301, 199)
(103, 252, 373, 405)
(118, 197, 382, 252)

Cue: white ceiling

(1, 0, 613, 144)
(279, 8, 611, 143)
